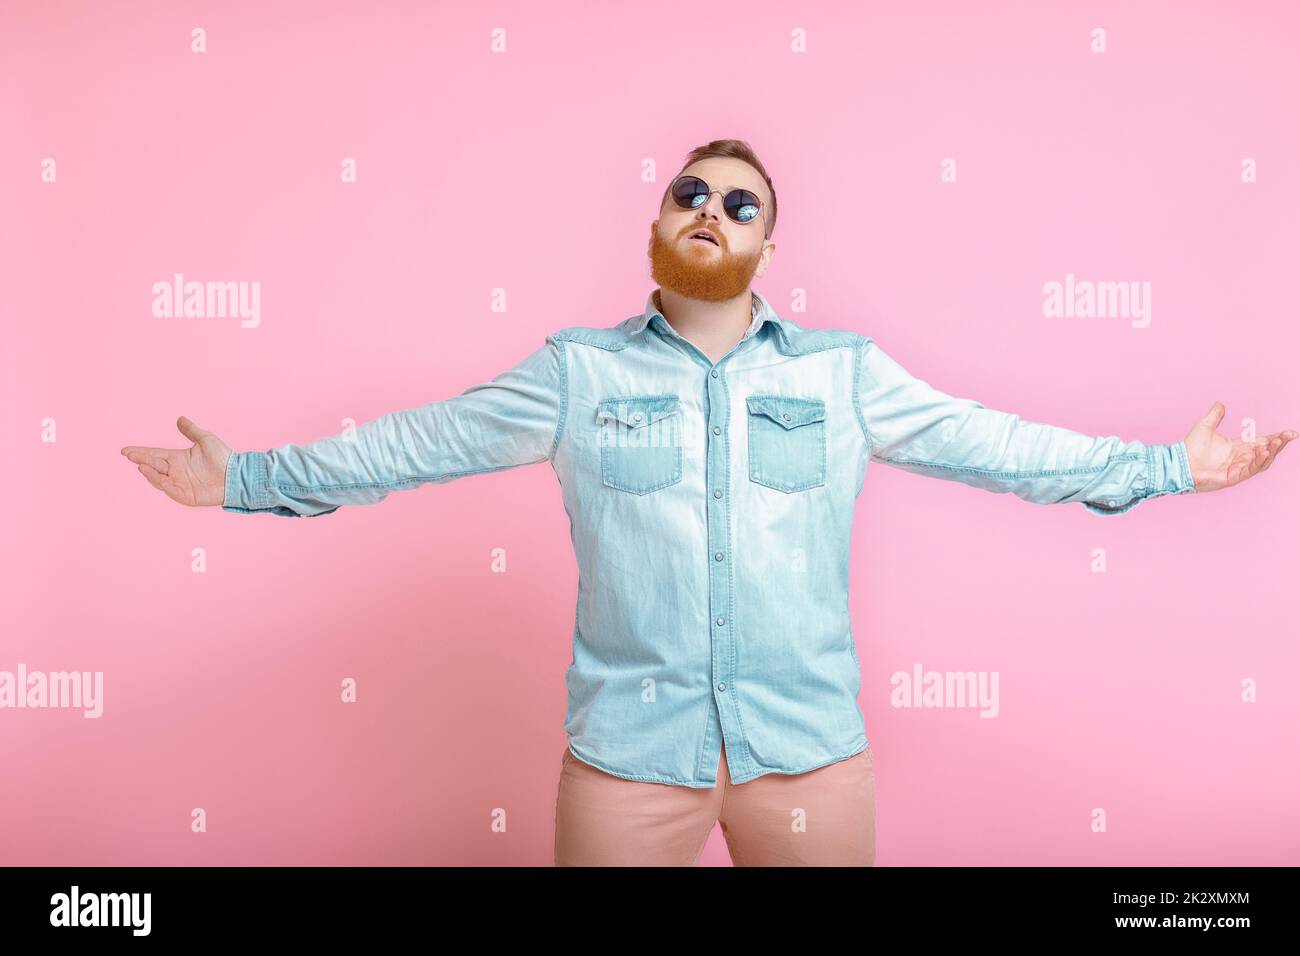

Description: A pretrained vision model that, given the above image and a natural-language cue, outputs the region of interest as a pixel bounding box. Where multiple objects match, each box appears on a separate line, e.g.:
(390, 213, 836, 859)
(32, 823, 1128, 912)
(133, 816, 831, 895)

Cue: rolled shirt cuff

(1148, 439, 1197, 499)
(222, 450, 272, 513)
(1083, 440, 1196, 516)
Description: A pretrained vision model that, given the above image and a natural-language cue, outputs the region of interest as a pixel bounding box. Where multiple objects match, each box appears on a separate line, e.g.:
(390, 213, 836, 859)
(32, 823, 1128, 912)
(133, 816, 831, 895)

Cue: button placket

(705, 361, 739, 776)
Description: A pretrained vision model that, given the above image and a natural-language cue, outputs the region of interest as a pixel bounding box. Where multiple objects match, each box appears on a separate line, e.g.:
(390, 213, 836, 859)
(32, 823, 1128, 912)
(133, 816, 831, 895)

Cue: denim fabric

(224, 289, 1196, 786)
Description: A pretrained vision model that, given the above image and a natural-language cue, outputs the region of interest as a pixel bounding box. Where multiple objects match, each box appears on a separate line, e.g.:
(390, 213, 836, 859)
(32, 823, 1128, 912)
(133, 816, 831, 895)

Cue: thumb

(1197, 401, 1225, 432)
(176, 415, 211, 444)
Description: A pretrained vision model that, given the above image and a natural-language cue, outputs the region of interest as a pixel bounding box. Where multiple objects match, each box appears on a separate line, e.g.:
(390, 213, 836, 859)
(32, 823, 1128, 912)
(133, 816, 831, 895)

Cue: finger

(1198, 401, 1226, 431)
(122, 448, 170, 474)
(137, 462, 166, 490)
(1242, 441, 1273, 479)
(1226, 443, 1265, 486)
(121, 445, 175, 458)
(176, 416, 211, 444)
(157, 476, 187, 505)
(1256, 434, 1290, 473)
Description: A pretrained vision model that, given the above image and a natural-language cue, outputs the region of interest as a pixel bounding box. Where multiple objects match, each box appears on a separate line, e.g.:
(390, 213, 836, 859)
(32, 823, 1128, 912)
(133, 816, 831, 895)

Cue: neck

(655, 288, 756, 363)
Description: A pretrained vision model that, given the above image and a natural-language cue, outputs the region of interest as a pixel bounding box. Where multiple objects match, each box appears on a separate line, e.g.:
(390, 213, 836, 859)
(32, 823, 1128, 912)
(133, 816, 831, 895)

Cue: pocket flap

(597, 395, 681, 429)
(746, 395, 826, 429)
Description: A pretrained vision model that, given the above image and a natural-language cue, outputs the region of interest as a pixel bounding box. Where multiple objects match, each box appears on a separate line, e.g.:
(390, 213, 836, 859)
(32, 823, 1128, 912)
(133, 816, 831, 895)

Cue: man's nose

(697, 192, 726, 220)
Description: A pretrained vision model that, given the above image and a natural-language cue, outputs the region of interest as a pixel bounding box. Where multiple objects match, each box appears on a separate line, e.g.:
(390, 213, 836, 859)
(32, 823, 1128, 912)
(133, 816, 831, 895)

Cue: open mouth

(688, 231, 719, 246)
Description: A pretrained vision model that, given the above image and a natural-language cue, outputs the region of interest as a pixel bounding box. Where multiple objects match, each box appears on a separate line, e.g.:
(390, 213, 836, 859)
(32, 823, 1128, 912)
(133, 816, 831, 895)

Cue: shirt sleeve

(222, 336, 568, 517)
(854, 336, 1196, 515)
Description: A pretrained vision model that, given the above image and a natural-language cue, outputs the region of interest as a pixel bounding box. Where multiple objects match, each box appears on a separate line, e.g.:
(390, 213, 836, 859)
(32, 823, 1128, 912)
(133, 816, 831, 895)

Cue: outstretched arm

(854, 337, 1291, 515)
(122, 336, 568, 517)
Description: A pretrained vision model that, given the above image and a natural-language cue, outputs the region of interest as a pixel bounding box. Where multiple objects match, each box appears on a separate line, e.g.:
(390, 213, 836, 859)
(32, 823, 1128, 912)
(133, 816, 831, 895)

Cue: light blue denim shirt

(224, 289, 1196, 786)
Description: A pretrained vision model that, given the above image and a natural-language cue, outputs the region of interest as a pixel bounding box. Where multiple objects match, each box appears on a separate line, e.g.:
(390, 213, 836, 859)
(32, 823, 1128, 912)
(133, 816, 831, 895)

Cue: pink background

(2, 0, 1297, 866)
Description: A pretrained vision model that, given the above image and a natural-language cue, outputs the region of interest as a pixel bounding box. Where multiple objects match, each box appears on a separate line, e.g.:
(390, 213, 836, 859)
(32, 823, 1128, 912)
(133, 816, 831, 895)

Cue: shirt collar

(632, 288, 785, 344)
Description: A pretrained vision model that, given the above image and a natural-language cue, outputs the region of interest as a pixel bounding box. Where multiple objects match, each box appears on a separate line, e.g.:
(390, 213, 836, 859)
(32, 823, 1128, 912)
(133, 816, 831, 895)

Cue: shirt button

(717, 682, 726, 692)
(713, 425, 721, 435)
(710, 369, 719, 378)
(713, 489, 722, 498)
(632, 413, 642, 422)
(716, 616, 725, 626)
(782, 413, 790, 421)
(714, 551, 724, 561)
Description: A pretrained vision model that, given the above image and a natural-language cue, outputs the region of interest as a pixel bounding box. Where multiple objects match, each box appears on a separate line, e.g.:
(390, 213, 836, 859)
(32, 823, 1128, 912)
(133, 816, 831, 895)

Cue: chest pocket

(746, 394, 827, 493)
(597, 395, 684, 495)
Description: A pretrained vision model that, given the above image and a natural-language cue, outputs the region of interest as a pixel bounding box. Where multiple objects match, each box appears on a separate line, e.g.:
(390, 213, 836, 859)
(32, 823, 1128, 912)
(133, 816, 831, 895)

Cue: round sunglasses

(668, 175, 766, 228)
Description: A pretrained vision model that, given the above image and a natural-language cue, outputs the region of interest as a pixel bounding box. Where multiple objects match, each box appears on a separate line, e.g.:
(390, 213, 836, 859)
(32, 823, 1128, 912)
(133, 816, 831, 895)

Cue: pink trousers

(554, 741, 876, 866)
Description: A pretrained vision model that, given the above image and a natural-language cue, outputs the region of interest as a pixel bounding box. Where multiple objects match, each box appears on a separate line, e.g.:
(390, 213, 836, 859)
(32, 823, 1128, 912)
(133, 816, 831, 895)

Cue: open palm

(1183, 401, 1296, 493)
(120, 416, 232, 507)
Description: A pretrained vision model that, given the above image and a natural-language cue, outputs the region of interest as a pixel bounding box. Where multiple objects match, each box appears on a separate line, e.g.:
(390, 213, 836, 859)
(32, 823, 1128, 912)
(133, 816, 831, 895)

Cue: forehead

(674, 157, 769, 207)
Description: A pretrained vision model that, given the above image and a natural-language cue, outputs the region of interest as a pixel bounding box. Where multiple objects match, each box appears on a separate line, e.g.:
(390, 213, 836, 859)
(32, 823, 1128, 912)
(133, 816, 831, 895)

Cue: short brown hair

(661, 139, 777, 240)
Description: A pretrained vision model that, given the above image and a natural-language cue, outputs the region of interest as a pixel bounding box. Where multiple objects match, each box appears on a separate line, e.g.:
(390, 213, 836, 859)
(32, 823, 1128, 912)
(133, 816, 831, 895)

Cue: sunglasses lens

(725, 190, 761, 224)
(671, 176, 709, 210)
